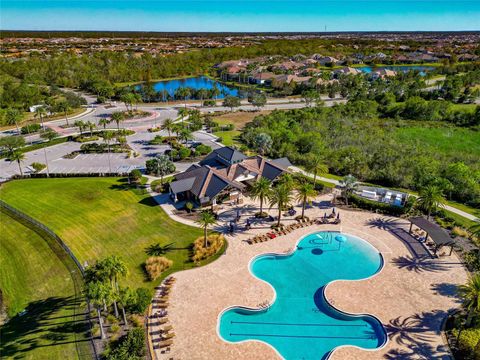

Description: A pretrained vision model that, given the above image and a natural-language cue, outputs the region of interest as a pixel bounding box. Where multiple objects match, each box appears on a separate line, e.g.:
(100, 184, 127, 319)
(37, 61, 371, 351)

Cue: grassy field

(0, 211, 90, 360)
(394, 126, 480, 160)
(0, 178, 203, 291)
(213, 130, 241, 146)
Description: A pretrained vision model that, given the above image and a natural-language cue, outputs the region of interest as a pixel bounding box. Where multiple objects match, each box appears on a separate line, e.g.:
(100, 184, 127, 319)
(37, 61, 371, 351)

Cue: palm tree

(110, 112, 125, 129)
(179, 127, 192, 144)
(9, 150, 25, 176)
(103, 131, 114, 173)
(269, 184, 293, 227)
(102, 256, 128, 318)
(98, 118, 110, 130)
(57, 100, 71, 126)
(195, 211, 217, 248)
(74, 120, 85, 135)
(162, 118, 175, 139)
(250, 177, 272, 215)
(34, 106, 47, 130)
(458, 274, 480, 326)
(296, 182, 317, 219)
(118, 286, 135, 325)
(339, 174, 358, 205)
(5, 108, 22, 134)
(178, 107, 188, 123)
(305, 154, 329, 188)
(85, 121, 96, 136)
(85, 280, 110, 339)
(470, 220, 480, 239)
(417, 185, 445, 220)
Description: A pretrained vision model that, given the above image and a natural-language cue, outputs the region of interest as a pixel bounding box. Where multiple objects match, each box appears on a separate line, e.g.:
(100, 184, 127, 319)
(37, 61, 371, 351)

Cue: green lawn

(0, 211, 90, 360)
(394, 126, 480, 160)
(214, 130, 241, 146)
(0, 178, 203, 291)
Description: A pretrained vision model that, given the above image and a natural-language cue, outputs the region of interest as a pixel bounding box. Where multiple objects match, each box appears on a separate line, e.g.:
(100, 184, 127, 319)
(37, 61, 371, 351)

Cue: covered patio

(408, 216, 456, 256)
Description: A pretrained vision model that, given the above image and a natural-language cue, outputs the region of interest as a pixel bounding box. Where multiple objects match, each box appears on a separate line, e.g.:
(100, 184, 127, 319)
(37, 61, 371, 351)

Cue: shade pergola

(408, 216, 455, 256)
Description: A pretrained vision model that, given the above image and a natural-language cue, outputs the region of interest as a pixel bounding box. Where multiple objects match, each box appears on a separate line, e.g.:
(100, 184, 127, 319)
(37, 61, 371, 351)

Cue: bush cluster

(192, 234, 224, 263)
(21, 123, 41, 134)
(145, 256, 173, 280)
(348, 193, 409, 216)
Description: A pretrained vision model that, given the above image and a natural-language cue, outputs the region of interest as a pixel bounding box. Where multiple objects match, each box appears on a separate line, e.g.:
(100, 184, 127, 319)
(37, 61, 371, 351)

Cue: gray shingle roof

(170, 177, 196, 194)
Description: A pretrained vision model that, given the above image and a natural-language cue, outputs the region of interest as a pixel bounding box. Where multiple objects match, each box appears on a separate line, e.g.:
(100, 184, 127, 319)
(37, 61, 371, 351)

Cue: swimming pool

(218, 231, 387, 359)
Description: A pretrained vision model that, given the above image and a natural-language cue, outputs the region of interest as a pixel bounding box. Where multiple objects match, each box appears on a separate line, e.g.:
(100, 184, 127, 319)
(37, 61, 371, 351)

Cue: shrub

(91, 324, 101, 337)
(80, 143, 107, 153)
(129, 169, 142, 183)
(21, 123, 41, 134)
(104, 327, 145, 360)
(453, 327, 480, 359)
(148, 127, 161, 132)
(195, 144, 212, 156)
(110, 324, 121, 334)
(149, 135, 164, 145)
(73, 135, 99, 143)
(31, 162, 46, 172)
(106, 314, 119, 324)
(130, 288, 152, 314)
(178, 147, 191, 160)
(145, 256, 173, 281)
(348, 193, 407, 216)
(203, 99, 216, 107)
(185, 202, 194, 212)
(452, 226, 470, 238)
(192, 234, 225, 263)
(128, 314, 144, 328)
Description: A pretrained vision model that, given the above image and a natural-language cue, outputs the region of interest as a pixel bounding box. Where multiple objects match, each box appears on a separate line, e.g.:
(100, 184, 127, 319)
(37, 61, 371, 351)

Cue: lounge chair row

(151, 277, 176, 352)
(246, 219, 316, 245)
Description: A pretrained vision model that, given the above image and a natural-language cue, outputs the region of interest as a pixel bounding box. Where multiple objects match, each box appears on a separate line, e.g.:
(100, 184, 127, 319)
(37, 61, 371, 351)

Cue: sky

(2, 0, 480, 32)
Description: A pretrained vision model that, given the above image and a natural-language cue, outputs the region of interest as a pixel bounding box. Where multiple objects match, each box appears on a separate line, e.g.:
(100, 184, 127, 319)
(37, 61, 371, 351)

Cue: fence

(0, 200, 98, 360)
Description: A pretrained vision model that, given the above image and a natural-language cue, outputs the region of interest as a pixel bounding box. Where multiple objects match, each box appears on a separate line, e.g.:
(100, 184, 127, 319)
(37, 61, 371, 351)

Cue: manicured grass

(0, 178, 203, 291)
(394, 126, 480, 160)
(212, 110, 271, 129)
(0, 211, 89, 360)
(214, 130, 241, 146)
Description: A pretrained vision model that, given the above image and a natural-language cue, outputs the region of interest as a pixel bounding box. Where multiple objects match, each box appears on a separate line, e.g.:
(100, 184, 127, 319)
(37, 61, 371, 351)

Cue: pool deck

(154, 193, 468, 360)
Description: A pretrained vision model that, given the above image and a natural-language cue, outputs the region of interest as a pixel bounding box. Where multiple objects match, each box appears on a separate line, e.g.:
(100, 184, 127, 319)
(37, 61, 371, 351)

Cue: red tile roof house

(169, 147, 291, 207)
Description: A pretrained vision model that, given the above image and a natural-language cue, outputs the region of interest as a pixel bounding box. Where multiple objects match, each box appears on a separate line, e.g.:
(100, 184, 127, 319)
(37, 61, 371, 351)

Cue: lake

(141, 76, 240, 99)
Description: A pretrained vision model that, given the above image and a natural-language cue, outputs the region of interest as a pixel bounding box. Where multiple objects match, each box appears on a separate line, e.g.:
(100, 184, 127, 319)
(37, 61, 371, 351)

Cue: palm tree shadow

(366, 217, 407, 231)
(384, 309, 454, 359)
(391, 256, 452, 273)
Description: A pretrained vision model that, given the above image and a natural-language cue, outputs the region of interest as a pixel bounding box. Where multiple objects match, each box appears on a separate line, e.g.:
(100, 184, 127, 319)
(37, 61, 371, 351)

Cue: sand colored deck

(154, 194, 467, 360)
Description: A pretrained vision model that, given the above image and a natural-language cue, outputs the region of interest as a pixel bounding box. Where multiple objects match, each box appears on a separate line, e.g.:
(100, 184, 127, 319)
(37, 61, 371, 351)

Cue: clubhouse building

(169, 147, 291, 207)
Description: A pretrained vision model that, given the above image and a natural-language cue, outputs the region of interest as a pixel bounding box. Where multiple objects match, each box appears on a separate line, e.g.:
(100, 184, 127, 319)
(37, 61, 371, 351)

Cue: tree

(417, 185, 445, 220)
(85, 280, 110, 339)
(459, 274, 480, 327)
(40, 129, 59, 142)
(250, 177, 272, 215)
(175, 87, 191, 108)
(9, 150, 25, 176)
(223, 96, 241, 112)
(269, 184, 293, 227)
(34, 106, 47, 129)
(179, 127, 192, 144)
(111, 112, 125, 129)
(117, 286, 136, 325)
(85, 121, 96, 136)
(145, 155, 175, 184)
(305, 153, 328, 188)
(5, 108, 22, 133)
(302, 89, 320, 107)
(74, 120, 85, 135)
(98, 118, 110, 130)
(296, 182, 317, 219)
(249, 93, 267, 110)
(178, 107, 188, 122)
(0, 136, 25, 156)
(102, 256, 128, 318)
(253, 133, 272, 156)
(129, 169, 142, 184)
(195, 211, 217, 248)
(57, 100, 71, 126)
(120, 93, 136, 111)
(103, 131, 114, 172)
(162, 118, 175, 138)
(339, 174, 358, 205)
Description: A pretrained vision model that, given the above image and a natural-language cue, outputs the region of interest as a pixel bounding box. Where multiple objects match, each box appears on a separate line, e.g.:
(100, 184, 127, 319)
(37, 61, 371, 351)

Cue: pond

(357, 65, 434, 76)
(138, 76, 240, 99)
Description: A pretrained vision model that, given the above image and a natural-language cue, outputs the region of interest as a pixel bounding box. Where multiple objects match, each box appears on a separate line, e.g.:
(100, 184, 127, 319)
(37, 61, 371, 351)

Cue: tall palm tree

(250, 177, 272, 215)
(34, 106, 47, 130)
(110, 112, 125, 129)
(417, 185, 445, 220)
(102, 256, 128, 318)
(9, 150, 25, 176)
(57, 101, 71, 126)
(339, 174, 358, 205)
(305, 154, 329, 188)
(162, 118, 175, 139)
(269, 184, 293, 227)
(85, 121, 96, 136)
(85, 280, 110, 339)
(6, 108, 22, 134)
(98, 118, 110, 130)
(74, 120, 85, 135)
(178, 107, 188, 123)
(296, 182, 317, 219)
(118, 286, 135, 325)
(195, 210, 217, 248)
(103, 131, 114, 173)
(458, 274, 480, 326)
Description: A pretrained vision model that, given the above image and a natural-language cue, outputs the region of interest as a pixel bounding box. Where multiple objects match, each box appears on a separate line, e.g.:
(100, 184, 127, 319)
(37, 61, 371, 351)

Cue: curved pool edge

(217, 230, 388, 360)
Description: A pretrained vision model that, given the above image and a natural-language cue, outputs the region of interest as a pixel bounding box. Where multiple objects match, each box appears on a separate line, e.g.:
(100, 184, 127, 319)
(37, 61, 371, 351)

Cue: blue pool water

(358, 65, 434, 75)
(141, 76, 239, 99)
(218, 231, 387, 360)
